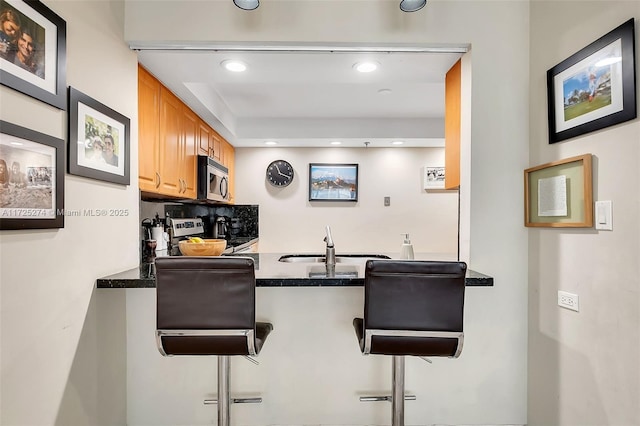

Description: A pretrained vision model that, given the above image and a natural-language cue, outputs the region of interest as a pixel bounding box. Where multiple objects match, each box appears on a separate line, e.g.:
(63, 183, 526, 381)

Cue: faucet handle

(324, 225, 334, 247)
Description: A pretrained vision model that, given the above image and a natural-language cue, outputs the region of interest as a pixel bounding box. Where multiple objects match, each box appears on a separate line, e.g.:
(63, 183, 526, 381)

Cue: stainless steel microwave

(197, 156, 229, 202)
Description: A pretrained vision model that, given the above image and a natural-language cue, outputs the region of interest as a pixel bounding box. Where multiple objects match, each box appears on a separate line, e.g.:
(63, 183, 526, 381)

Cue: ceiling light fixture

(330, 141, 342, 145)
(264, 141, 277, 145)
(233, 0, 259, 10)
(221, 60, 247, 72)
(353, 61, 379, 73)
(399, 0, 426, 12)
(392, 140, 404, 145)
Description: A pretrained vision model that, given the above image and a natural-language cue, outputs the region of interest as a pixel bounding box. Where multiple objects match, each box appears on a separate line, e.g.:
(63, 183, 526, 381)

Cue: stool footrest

(359, 395, 416, 402)
(204, 397, 262, 405)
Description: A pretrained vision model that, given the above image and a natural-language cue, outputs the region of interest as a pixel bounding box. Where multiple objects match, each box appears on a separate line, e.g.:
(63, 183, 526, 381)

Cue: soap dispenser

(400, 233, 415, 260)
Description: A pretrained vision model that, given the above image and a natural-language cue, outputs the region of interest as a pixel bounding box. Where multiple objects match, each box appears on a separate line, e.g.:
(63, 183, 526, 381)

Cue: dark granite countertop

(97, 253, 493, 288)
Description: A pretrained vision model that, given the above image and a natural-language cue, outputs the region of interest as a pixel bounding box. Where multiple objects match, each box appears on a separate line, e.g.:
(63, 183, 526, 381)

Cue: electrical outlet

(384, 196, 390, 206)
(558, 291, 579, 312)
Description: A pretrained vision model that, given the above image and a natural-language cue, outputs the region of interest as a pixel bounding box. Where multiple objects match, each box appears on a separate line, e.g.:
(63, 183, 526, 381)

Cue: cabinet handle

(181, 179, 186, 193)
(155, 172, 161, 189)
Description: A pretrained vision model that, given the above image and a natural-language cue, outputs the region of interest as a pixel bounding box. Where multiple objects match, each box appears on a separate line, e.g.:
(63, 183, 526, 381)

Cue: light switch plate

(595, 200, 612, 230)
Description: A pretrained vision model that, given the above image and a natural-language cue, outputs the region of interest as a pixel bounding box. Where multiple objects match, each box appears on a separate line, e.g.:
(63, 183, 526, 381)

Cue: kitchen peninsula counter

(97, 253, 493, 288)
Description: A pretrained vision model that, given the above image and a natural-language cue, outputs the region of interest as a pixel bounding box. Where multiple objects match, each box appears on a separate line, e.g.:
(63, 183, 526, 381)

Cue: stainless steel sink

(278, 254, 391, 264)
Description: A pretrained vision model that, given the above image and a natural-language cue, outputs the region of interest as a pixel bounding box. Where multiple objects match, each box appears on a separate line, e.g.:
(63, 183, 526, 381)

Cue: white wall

(235, 147, 458, 255)
(0, 1, 137, 424)
(125, 1, 530, 425)
(528, 2, 640, 425)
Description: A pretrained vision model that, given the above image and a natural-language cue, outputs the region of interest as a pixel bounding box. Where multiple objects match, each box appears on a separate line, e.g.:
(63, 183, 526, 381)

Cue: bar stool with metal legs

(155, 256, 273, 426)
(353, 260, 467, 426)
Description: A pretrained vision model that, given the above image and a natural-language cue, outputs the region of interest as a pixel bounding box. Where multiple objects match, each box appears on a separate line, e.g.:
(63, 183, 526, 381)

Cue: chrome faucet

(324, 225, 336, 267)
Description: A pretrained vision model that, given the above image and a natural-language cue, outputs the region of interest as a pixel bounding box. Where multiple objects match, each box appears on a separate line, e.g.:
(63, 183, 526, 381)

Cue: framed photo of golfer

(0, 0, 66, 109)
(547, 18, 636, 144)
(0, 120, 65, 230)
(68, 87, 130, 185)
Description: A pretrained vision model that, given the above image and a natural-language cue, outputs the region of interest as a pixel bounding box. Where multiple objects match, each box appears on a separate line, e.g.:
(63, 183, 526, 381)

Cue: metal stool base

(201, 356, 262, 426)
(359, 356, 413, 426)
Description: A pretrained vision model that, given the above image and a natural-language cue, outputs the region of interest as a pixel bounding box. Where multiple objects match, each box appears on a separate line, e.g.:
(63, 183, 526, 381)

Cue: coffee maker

(213, 215, 229, 239)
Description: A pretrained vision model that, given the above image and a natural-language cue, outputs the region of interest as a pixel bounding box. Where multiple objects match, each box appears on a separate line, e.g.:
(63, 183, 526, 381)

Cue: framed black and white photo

(0, 0, 66, 109)
(423, 166, 445, 190)
(309, 163, 358, 202)
(0, 120, 64, 229)
(547, 18, 636, 144)
(68, 87, 130, 185)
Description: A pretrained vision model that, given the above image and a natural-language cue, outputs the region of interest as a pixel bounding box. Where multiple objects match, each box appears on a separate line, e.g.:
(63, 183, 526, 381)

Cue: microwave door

(209, 173, 221, 198)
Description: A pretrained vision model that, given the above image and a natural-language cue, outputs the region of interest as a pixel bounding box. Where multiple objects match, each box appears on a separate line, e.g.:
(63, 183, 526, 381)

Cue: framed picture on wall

(547, 18, 636, 144)
(68, 87, 131, 185)
(308, 163, 358, 202)
(524, 154, 593, 228)
(423, 166, 445, 190)
(0, 0, 67, 109)
(0, 120, 64, 230)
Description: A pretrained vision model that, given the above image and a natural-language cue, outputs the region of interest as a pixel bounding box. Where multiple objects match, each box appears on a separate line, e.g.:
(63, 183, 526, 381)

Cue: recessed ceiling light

(377, 88, 392, 95)
(330, 141, 342, 145)
(221, 60, 247, 72)
(353, 61, 379, 73)
(264, 141, 277, 145)
(392, 140, 404, 145)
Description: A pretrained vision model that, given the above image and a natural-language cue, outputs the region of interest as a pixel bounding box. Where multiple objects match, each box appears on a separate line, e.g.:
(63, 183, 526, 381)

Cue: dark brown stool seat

(155, 256, 272, 426)
(353, 260, 467, 426)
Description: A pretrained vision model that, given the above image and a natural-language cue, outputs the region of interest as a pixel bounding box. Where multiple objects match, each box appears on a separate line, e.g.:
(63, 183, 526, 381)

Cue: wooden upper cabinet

(138, 63, 234, 202)
(138, 65, 160, 192)
(197, 119, 211, 157)
(445, 58, 461, 190)
(158, 87, 183, 196)
(212, 130, 222, 163)
(221, 139, 235, 202)
(181, 105, 198, 198)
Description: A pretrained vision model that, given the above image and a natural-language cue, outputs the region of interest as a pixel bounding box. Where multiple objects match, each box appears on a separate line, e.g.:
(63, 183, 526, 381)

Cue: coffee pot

(214, 216, 229, 239)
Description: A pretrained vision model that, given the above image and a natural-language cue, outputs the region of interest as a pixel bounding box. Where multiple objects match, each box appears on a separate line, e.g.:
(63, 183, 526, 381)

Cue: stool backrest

(364, 260, 466, 333)
(155, 256, 257, 356)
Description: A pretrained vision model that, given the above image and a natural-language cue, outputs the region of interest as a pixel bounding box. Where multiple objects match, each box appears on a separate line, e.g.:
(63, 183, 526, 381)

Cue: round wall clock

(266, 160, 294, 187)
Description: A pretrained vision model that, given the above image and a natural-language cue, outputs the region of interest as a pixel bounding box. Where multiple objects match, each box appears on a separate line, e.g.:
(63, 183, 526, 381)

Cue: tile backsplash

(140, 199, 258, 240)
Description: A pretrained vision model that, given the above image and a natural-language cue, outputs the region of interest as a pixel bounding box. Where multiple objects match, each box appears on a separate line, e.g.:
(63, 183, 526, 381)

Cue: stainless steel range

(167, 217, 205, 256)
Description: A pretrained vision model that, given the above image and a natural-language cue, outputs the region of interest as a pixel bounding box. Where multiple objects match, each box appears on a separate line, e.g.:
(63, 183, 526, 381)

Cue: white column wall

(528, 2, 640, 425)
(0, 1, 138, 425)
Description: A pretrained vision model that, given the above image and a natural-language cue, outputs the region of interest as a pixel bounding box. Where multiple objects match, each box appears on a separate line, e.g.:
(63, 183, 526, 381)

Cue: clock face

(266, 160, 294, 187)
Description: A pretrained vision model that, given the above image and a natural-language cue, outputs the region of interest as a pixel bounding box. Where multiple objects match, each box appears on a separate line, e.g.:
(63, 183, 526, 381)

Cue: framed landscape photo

(309, 163, 358, 202)
(0, 120, 64, 230)
(524, 154, 593, 228)
(0, 0, 66, 109)
(547, 18, 636, 144)
(68, 87, 130, 185)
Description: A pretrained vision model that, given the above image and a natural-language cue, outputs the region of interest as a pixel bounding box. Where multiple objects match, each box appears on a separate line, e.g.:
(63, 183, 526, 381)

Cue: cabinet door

(197, 119, 211, 157)
(158, 87, 183, 196)
(445, 59, 461, 189)
(221, 139, 235, 203)
(211, 130, 222, 162)
(182, 106, 198, 198)
(138, 66, 160, 192)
